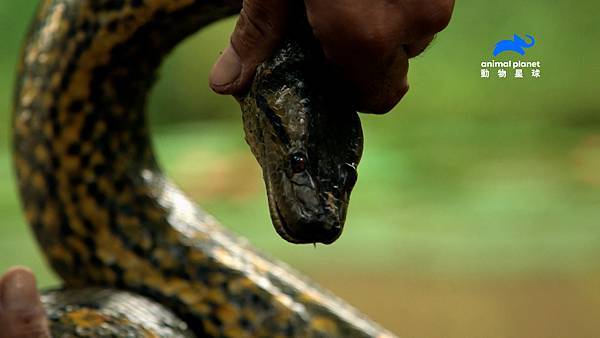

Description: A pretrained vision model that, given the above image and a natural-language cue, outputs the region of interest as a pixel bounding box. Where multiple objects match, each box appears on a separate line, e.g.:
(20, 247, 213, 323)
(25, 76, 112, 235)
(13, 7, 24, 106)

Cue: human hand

(209, 0, 455, 114)
(0, 267, 50, 338)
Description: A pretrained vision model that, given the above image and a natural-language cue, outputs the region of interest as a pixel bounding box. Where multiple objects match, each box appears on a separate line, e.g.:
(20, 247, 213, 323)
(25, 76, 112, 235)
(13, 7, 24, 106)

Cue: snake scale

(13, 0, 397, 337)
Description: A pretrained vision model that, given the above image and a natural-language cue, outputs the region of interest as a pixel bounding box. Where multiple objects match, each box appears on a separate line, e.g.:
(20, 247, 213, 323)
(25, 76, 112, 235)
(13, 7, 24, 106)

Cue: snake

(13, 0, 397, 337)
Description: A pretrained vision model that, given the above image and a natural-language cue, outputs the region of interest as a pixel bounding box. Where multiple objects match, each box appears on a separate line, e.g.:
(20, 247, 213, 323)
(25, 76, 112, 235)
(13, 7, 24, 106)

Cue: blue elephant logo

(493, 34, 535, 56)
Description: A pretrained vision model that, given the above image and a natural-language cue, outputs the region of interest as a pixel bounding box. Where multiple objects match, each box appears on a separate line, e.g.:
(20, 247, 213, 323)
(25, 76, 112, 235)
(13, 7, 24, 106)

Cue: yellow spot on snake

(41, 203, 59, 233)
(32, 172, 46, 193)
(34, 144, 49, 163)
(311, 316, 339, 334)
(216, 303, 240, 325)
(65, 308, 108, 328)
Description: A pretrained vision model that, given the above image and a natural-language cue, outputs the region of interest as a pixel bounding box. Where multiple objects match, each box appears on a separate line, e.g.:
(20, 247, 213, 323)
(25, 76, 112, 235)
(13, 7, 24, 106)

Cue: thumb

(209, 0, 290, 94)
(0, 267, 50, 338)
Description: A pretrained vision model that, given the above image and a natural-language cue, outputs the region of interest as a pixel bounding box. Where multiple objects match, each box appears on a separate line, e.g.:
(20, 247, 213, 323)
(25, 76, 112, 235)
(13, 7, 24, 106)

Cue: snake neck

(13, 0, 396, 337)
(15, 0, 240, 170)
(14, 0, 239, 288)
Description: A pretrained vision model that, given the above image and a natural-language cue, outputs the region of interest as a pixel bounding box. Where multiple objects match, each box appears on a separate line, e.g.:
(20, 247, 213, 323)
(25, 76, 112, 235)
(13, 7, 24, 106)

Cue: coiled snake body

(13, 0, 396, 337)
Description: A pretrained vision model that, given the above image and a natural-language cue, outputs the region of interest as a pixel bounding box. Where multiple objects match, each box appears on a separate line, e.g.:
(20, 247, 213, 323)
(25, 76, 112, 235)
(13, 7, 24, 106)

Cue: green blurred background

(1, 1, 599, 337)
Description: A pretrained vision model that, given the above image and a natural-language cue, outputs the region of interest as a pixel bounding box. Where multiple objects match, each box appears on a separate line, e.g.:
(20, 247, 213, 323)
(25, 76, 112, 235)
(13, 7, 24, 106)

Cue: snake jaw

(265, 173, 344, 245)
(272, 201, 342, 245)
(265, 177, 305, 244)
(273, 203, 304, 244)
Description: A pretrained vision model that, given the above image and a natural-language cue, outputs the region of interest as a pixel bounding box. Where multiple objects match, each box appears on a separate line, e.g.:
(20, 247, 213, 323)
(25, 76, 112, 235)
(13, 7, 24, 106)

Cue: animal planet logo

(493, 34, 535, 56)
(480, 33, 542, 79)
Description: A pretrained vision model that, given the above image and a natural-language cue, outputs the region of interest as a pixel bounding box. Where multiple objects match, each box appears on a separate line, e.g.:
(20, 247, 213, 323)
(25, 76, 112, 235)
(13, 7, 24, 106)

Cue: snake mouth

(266, 181, 342, 245)
(273, 203, 306, 244)
(273, 203, 341, 245)
(271, 199, 343, 245)
(264, 177, 303, 244)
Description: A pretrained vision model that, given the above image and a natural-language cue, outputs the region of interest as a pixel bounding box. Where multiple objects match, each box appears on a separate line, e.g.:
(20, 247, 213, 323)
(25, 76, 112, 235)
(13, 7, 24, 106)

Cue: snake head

(239, 38, 363, 245)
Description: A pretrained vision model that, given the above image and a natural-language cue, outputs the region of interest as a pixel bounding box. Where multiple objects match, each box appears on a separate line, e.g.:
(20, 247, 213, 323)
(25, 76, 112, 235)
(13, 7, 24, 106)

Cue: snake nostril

(340, 163, 358, 189)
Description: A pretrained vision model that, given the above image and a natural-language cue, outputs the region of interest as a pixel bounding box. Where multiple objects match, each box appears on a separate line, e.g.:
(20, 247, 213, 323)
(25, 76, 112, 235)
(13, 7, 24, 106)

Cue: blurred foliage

(1, 1, 600, 337)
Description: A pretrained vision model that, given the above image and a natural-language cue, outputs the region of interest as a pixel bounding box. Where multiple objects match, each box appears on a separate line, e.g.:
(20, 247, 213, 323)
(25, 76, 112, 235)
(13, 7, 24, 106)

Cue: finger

(305, 0, 455, 114)
(403, 0, 455, 37)
(350, 51, 410, 115)
(404, 35, 436, 58)
(209, 0, 290, 94)
(304, 0, 409, 114)
(0, 267, 50, 338)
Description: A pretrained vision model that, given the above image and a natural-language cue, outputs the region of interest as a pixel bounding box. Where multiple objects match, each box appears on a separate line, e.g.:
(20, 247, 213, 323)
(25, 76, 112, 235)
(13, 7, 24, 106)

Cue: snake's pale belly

(13, 0, 396, 337)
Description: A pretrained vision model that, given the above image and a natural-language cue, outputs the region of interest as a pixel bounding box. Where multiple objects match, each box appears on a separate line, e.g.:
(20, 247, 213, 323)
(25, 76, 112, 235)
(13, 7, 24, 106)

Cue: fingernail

(2, 269, 38, 311)
(209, 45, 242, 88)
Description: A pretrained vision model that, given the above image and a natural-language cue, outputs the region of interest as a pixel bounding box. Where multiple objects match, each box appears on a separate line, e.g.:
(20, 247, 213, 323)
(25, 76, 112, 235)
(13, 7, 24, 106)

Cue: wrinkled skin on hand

(211, 0, 456, 114)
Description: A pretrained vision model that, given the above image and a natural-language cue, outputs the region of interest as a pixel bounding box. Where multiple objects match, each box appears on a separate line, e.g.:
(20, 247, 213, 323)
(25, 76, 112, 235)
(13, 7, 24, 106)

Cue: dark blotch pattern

(13, 0, 396, 337)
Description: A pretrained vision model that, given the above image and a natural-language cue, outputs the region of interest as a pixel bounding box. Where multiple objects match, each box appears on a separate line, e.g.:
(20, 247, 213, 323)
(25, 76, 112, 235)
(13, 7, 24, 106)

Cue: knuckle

(17, 309, 39, 323)
(416, 0, 455, 33)
(308, 5, 401, 63)
(361, 89, 405, 114)
(233, 0, 286, 60)
(2, 308, 49, 338)
(240, 0, 283, 36)
(241, 0, 278, 34)
(234, 8, 265, 52)
(319, 19, 397, 61)
(11, 328, 50, 338)
(357, 57, 408, 114)
(15, 308, 46, 326)
(352, 24, 397, 57)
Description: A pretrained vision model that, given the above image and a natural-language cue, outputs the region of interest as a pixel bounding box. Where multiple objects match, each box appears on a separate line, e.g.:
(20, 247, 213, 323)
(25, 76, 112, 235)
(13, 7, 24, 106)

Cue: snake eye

(290, 152, 307, 173)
